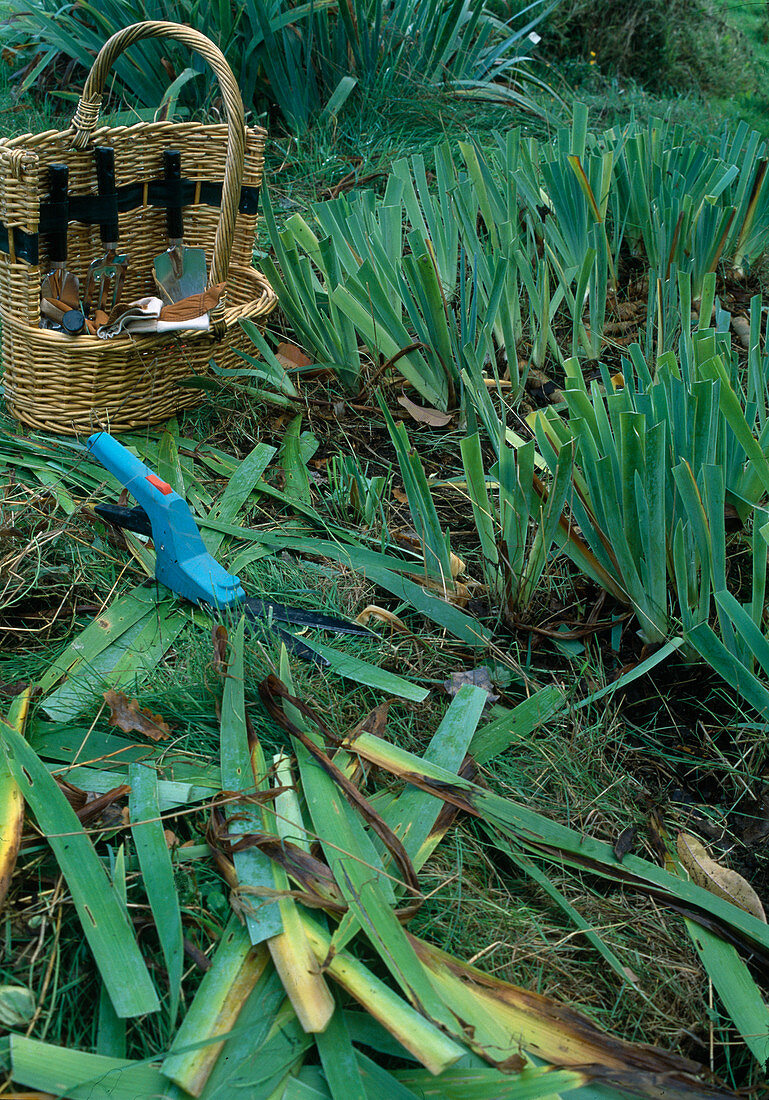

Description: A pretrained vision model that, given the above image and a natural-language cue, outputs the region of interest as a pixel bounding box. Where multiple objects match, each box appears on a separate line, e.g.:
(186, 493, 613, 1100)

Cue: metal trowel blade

(153, 244, 207, 304)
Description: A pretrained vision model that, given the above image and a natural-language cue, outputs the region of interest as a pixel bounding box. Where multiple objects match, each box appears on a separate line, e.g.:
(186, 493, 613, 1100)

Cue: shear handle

(87, 431, 245, 610)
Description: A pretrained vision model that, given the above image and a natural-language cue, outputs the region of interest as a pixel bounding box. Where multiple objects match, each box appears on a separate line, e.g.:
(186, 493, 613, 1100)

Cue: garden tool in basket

(87, 431, 371, 665)
(153, 149, 207, 303)
(83, 147, 128, 318)
(41, 164, 80, 310)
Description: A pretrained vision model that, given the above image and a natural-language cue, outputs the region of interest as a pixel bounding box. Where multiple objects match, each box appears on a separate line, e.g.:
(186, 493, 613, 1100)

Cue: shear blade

(242, 597, 371, 636)
(242, 613, 329, 666)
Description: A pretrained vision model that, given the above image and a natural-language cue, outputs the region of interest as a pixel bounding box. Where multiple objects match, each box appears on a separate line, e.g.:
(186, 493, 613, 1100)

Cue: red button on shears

(146, 474, 173, 495)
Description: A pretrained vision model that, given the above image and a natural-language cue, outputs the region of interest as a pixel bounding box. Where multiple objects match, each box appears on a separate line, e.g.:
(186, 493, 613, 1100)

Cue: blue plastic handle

(87, 431, 246, 610)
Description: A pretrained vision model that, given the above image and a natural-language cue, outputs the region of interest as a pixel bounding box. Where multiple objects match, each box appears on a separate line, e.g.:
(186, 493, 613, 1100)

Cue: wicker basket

(0, 21, 277, 435)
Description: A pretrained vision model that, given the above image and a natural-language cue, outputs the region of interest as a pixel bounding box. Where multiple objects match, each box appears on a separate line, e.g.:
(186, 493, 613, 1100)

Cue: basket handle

(71, 21, 246, 292)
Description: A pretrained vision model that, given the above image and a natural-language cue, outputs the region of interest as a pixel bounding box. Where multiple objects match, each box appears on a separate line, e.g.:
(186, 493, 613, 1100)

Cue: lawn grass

(712, 0, 769, 137)
(1, 11, 769, 1098)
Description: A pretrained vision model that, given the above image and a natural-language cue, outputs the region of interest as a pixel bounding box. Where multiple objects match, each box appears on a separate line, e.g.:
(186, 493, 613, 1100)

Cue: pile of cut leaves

(1, 426, 769, 1097)
(2, 631, 767, 1100)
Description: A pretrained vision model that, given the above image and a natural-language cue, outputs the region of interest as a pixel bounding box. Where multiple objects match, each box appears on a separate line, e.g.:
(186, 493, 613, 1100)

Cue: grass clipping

(2, 617, 757, 1099)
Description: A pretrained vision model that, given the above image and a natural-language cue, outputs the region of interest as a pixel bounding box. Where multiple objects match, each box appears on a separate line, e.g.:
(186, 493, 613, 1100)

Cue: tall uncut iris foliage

(264, 106, 769, 415)
(2, 0, 557, 130)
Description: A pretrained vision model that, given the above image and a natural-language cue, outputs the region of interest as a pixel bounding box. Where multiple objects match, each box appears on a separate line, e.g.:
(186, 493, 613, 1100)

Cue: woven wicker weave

(0, 21, 276, 435)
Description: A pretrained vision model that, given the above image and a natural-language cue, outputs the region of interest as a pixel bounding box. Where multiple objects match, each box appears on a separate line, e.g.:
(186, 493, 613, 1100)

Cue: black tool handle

(47, 164, 69, 265)
(95, 503, 153, 537)
(61, 309, 85, 335)
(164, 149, 184, 241)
(95, 146, 119, 244)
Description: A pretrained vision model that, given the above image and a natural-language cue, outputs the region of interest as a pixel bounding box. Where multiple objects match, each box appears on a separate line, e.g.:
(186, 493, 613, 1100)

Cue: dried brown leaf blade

(103, 690, 171, 742)
(397, 395, 452, 427)
(211, 624, 228, 674)
(276, 341, 313, 368)
(677, 832, 766, 922)
(355, 606, 412, 634)
(614, 825, 639, 863)
(410, 934, 728, 1097)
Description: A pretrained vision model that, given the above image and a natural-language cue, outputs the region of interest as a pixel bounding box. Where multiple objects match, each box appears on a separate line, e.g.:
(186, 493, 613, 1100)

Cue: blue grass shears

(87, 431, 370, 664)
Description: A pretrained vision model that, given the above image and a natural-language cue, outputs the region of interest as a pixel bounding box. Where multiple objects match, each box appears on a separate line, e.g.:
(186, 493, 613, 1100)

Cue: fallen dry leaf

(212, 624, 228, 675)
(353, 701, 393, 740)
(394, 529, 465, 580)
(77, 786, 131, 826)
(731, 316, 751, 349)
(443, 667, 499, 704)
(613, 825, 638, 863)
(56, 776, 88, 811)
(603, 319, 641, 336)
(677, 832, 766, 922)
(449, 551, 466, 579)
(393, 529, 422, 553)
(0, 680, 28, 698)
(340, 702, 394, 785)
(527, 369, 564, 405)
(356, 605, 412, 634)
(397, 394, 452, 427)
(103, 690, 171, 742)
(276, 341, 313, 369)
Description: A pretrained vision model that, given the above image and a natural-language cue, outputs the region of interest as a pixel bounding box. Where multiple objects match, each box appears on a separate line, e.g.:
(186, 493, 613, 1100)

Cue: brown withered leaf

(56, 776, 88, 811)
(183, 938, 212, 972)
(613, 825, 638, 863)
(348, 700, 393, 741)
(276, 341, 312, 369)
(77, 785, 131, 826)
(355, 605, 412, 634)
(526, 368, 564, 406)
(103, 690, 171, 742)
(497, 1054, 527, 1072)
(677, 832, 767, 922)
(397, 394, 452, 427)
(212, 624, 228, 675)
(339, 701, 394, 786)
(443, 667, 499, 705)
(731, 315, 751, 349)
(0, 680, 28, 698)
(393, 530, 422, 553)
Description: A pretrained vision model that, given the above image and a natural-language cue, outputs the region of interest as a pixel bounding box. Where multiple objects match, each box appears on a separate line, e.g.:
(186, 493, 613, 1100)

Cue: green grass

(712, 0, 769, 136)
